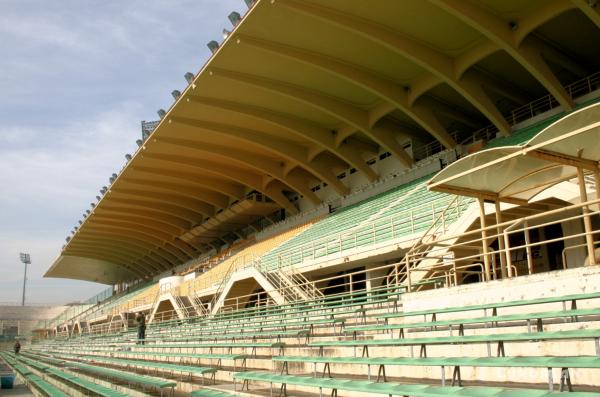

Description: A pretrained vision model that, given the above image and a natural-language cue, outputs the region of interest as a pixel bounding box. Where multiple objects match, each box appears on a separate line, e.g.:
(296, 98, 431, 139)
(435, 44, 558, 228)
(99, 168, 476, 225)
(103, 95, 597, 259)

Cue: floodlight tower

(19, 253, 31, 306)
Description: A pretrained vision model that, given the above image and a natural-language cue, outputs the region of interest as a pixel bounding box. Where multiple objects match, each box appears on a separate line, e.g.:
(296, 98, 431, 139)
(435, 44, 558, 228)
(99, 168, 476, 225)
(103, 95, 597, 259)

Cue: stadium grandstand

(4, 0, 600, 396)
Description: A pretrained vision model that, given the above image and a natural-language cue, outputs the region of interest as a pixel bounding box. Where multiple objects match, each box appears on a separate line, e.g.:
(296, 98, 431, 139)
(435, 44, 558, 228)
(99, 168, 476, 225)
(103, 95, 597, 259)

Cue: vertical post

(524, 221, 534, 275)
(578, 167, 596, 265)
(494, 201, 508, 279)
(478, 198, 492, 281)
(21, 261, 28, 306)
(594, 170, 600, 212)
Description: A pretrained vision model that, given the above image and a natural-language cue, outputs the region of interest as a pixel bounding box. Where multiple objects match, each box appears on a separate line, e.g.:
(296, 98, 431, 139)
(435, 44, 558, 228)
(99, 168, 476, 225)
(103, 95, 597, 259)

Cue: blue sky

(0, 0, 241, 304)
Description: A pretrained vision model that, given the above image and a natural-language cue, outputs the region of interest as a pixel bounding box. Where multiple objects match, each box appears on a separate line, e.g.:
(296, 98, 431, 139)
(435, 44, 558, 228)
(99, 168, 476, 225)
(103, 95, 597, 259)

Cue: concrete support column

(577, 167, 596, 265)
(478, 197, 492, 281)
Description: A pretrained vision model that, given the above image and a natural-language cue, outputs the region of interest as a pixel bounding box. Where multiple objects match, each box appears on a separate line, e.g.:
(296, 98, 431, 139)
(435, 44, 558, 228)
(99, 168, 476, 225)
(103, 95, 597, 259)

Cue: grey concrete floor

(0, 377, 33, 396)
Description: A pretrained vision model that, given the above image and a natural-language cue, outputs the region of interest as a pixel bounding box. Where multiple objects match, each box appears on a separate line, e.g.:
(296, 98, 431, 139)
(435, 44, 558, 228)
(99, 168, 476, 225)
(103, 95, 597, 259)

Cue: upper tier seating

(259, 175, 465, 271)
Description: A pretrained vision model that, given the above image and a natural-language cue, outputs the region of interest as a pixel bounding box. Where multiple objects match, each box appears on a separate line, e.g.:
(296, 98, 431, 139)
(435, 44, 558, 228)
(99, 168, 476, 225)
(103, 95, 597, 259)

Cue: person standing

(135, 312, 146, 345)
(13, 340, 21, 354)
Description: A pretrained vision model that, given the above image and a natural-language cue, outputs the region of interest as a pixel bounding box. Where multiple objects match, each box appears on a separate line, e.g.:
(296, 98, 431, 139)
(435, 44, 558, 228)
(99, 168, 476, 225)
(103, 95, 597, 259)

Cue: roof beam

(82, 224, 189, 262)
(110, 187, 216, 217)
(187, 96, 378, 181)
(91, 212, 184, 236)
(120, 177, 230, 208)
(78, 231, 179, 269)
(526, 149, 600, 171)
(63, 249, 149, 278)
(430, 0, 574, 111)
(143, 152, 300, 213)
(96, 204, 192, 231)
(74, 236, 163, 263)
(76, 231, 177, 266)
(430, 184, 528, 206)
(209, 67, 414, 167)
(84, 219, 196, 256)
(104, 196, 203, 225)
(516, 0, 577, 44)
(86, 219, 173, 242)
(165, 118, 348, 196)
(237, 34, 456, 149)
(130, 165, 246, 199)
(276, 0, 510, 136)
(570, 0, 600, 30)
(67, 243, 162, 273)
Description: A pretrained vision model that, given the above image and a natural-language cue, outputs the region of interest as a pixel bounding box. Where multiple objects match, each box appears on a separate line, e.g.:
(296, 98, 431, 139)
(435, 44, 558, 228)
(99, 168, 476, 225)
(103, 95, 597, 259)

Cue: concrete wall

(402, 265, 600, 313)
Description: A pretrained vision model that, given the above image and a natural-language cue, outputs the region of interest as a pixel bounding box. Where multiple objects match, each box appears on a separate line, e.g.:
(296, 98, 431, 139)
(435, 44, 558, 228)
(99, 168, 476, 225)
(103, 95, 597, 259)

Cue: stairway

(387, 195, 476, 290)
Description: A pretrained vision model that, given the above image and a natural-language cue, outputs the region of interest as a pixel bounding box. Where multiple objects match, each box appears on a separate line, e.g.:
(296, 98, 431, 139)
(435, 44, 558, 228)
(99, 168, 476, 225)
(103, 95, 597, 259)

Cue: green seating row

(45, 367, 129, 397)
(259, 176, 435, 271)
(310, 328, 600, 357)
(0, 353, 68, 397)
(52, 357, 177, 391)
(273, 355, 600, 388)
(73, 354, 217, 382)
(26, 374, 70, 397)
(233, 371, 600, 397)
(348, 307, 600, 337)
(377, 290, 600, 321)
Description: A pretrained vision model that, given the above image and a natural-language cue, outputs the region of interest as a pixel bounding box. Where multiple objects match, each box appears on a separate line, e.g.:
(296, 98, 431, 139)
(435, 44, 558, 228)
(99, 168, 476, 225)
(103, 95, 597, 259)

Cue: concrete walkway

(1, 378, 34, 396)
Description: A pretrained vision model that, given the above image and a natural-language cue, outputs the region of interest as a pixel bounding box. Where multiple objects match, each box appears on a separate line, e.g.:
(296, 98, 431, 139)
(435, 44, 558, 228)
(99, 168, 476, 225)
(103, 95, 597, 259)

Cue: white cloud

(0, 0, 241, 304)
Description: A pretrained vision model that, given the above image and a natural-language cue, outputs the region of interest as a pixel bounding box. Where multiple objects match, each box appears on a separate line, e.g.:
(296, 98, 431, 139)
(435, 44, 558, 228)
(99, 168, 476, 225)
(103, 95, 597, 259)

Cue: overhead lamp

(90, 203, 95, 208)
(125, 153, 132, 161)
(222, 29, 231, 39)
(244, 0, 256, 8)
(157, 109, 167, 119)
(85, 210, 91, 215)
(78, 220, 82, 225)
(100, 186, 108, 194)
(228, 11, 242, 26)
(65, 236, 71, 242)
(136, 139, 143, 147)
(207, 40, 219, 54)
(112, 173, 118, 179)
(184, 72, 195, 84)
(171, 90, 181, 100)
(109, 176, 115, 183)
(95, 195, 101, 201)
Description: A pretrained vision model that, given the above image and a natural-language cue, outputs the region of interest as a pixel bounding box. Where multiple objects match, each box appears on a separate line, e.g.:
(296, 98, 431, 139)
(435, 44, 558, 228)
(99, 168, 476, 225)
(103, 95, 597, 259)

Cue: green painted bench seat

(273, 355, 600, 388)
(310, 328, 600, 357)
(233, 371, 600, 396)
(273, 355, 600, 368)
(67, 361, 177, 390)
(26, 374, 70, 397)
(348, 307, 600, 337)
(46, 368, 129, 397)
(378, 291, 600, 321)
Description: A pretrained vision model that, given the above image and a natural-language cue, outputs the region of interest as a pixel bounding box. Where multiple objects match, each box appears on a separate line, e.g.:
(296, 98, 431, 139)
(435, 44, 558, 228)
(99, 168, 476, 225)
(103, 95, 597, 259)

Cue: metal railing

(416, 71, 600, 160)
(400, 198, 600, 291)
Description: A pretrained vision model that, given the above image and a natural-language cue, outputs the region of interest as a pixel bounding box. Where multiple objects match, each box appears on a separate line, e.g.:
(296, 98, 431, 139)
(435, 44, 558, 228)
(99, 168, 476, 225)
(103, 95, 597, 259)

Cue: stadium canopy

(46, 0, 600, 283)
(428, 102, 600, 203)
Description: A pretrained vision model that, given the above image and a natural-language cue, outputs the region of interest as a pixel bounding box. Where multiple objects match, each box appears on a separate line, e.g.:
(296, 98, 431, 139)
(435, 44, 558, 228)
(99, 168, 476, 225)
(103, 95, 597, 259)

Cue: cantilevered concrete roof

(429, 102, 600, 203)
(48, 0, 600, 283)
